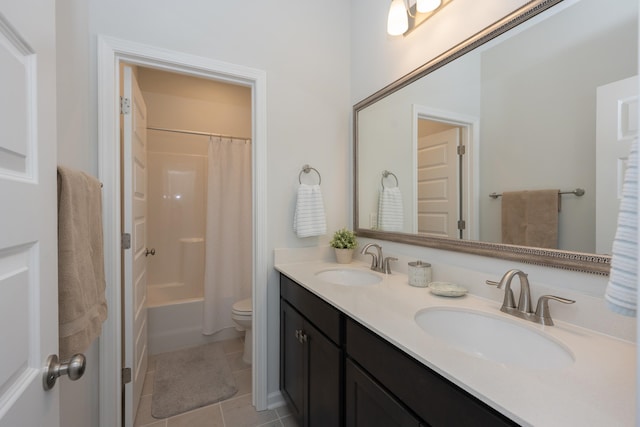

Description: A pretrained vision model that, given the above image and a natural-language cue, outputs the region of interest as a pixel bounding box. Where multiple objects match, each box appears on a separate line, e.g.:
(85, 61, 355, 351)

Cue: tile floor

(134, 338, 298, 427)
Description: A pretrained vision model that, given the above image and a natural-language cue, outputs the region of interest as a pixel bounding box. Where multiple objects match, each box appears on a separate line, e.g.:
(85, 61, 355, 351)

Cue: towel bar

(298, 164, 321, 185)
(381, 170, 399, 189)
(489, 188, 585, 199)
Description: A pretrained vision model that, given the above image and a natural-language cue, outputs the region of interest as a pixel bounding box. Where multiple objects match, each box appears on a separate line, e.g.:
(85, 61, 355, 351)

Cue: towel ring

(381, 170, 399, 189)
(298, 164, 321, 185)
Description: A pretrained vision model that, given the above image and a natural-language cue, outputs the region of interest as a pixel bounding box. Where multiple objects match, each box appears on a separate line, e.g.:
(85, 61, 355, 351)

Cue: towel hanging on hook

(293, 164, 326, 237)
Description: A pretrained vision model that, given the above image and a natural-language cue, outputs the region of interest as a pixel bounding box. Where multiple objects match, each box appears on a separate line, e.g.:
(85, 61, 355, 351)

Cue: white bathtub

(147, 285, 240, 355)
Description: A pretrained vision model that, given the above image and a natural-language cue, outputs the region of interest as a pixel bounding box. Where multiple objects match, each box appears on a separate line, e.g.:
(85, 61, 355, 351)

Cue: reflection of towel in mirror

(501, 190, 559, 249)
(378, 187, 403, 231)
(293, 184, 327, 238)
(605, 139, 637, 317)
(57, 166, 108, 361)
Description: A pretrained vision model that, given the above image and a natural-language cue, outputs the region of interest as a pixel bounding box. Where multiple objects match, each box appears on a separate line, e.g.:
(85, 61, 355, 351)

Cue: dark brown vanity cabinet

(280, 274, 342, 427)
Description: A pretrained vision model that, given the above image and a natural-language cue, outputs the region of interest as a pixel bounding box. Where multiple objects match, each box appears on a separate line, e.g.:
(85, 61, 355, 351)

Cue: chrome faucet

(360, 243, 397, 274)
(486, 269, 575, 325)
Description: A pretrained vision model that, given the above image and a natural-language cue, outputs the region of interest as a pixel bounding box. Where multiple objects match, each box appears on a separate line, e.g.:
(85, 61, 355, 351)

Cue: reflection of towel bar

(298, 164, 321, 185)
(489, 188, 585, 199)
(381, 170, 399, 189)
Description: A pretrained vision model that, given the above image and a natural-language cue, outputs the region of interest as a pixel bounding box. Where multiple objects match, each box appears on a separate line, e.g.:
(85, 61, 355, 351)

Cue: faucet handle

(534, 295, 576, 326)
(383, 257, 398, 274)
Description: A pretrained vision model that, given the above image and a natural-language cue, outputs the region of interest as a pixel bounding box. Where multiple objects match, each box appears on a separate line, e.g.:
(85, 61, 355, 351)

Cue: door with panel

(122, 65, 149, 426)
(417, 127, 460, 238)
(0, 2, 60, 426)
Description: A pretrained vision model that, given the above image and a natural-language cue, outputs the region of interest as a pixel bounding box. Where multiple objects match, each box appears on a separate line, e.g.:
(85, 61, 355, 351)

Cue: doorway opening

(121, 63, 254, 423)
(97, 36, 268, 427)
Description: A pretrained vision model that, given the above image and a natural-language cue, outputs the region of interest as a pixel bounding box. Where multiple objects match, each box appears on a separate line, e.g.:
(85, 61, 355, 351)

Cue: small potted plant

(330, 228, 358, 264)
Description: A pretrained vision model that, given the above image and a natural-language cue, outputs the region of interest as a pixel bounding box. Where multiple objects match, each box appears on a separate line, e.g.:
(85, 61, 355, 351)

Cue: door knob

(145, 248, 156, 257)
(42, 353, 86, 391)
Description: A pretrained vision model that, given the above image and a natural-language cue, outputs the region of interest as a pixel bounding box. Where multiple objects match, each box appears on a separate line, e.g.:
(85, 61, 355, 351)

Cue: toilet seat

(232, 297, 252, 316)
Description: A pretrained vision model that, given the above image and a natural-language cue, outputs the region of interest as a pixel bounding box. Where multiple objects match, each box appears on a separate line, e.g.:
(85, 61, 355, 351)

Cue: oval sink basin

(315, 268, 382, 286)
(414, 307, 574, 370)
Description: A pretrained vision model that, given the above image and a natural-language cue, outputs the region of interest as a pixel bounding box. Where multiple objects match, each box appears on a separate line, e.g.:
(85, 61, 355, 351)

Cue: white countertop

(275, 260, 636, 427)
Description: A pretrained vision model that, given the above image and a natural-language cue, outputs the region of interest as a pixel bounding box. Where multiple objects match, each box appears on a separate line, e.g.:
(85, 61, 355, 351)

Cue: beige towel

(57, 166, 107, 360)
(501, 190, 559, 249)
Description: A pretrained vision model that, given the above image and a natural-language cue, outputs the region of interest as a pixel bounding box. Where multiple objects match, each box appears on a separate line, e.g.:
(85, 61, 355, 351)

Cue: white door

(0, 3, 60, 426)
(122, 65, 149, 426)
(595, 76, 638, 254)
(417, 128, 460, 237)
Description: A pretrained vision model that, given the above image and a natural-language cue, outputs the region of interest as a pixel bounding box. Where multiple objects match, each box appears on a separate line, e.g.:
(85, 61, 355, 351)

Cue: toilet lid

(232, 297, 252, 313)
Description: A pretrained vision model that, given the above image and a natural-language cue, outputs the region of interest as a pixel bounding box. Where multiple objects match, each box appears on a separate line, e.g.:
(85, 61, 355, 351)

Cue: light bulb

(387, 0, 409, 36)
(417, 0, 442, 13)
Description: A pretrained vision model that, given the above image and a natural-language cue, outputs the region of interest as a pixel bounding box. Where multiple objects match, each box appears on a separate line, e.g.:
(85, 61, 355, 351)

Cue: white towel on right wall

(605, 139, 638, 317)
(378, 187, 403, 231)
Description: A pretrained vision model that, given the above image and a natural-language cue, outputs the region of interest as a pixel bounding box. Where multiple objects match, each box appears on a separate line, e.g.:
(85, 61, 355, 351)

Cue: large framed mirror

(354, 0, 638, 275)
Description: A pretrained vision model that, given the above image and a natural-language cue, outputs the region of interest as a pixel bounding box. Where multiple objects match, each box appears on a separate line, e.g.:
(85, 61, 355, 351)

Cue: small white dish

(428, 282, 468, 297)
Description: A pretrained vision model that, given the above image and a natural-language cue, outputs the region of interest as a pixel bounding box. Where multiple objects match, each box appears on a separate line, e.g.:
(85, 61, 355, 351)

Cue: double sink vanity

(276, 257, 635, 426)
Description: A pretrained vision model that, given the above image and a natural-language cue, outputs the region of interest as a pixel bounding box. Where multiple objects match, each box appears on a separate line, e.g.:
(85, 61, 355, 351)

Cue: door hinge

(122, 233, 131, 250)
(122, 367, 132, 384)
(457, 220, 466, 230)
(457, 145, 466, 155)
(120, 96, 131, 115)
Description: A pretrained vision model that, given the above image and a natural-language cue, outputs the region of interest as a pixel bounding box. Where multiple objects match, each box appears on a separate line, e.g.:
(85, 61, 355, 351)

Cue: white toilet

(231, 297, 253, 364)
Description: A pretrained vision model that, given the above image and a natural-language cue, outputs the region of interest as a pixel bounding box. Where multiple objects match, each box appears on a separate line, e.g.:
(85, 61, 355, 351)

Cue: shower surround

(145, 132, 240, 354)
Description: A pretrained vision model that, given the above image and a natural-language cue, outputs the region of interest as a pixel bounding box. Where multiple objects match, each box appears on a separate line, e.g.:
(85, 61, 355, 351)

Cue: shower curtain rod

(147, 126, 251, 141)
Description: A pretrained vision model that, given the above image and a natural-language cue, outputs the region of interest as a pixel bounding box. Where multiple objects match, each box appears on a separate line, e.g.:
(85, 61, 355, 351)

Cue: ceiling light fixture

(387, 0, 449, 36)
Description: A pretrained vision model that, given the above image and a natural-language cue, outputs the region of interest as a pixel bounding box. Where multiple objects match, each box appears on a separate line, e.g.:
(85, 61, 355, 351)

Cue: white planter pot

(334, 248, 354, 264)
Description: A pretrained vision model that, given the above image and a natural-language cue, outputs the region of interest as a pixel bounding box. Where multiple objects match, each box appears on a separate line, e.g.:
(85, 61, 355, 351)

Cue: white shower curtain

(202, 137, 252, 335)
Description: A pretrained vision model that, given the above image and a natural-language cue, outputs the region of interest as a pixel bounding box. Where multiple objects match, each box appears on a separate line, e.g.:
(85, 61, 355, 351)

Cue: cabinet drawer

(280, 274, 342, 345)
(346, 318, 518, 427)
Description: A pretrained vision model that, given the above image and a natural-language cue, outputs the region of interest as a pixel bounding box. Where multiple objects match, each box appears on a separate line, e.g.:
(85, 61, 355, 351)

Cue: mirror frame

(353, 0, 611, 275)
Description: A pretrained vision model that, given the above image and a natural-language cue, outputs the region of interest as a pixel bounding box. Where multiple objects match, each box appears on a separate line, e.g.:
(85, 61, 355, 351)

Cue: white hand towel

(293, 184, 327, 238)
(378, 187, 403, 231)
(605, 139, 638, 317)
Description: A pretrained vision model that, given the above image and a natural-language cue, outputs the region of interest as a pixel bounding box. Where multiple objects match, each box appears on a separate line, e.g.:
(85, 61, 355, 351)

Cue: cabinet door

(306, 320, 342, 427)
(346, 359, 422, 427)
(281, 300, 305, 426)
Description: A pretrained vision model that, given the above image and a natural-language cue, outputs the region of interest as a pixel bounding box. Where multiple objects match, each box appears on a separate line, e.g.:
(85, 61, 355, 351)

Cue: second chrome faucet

(486, 269, 575, 326)
(360, 243, 397, 274)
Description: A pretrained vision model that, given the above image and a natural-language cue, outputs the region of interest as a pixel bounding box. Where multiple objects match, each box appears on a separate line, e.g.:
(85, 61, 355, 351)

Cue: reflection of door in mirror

(596, 75, 639, 254)
(417, 119, 461, 238)
(413, 106, 478, 240)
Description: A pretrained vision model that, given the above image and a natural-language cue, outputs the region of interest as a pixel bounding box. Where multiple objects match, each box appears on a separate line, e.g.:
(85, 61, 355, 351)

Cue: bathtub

(147, 286, 240, 355)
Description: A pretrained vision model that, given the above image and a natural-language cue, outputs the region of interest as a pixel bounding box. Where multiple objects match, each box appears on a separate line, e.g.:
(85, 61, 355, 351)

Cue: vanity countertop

(275, 260, 636, 427)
